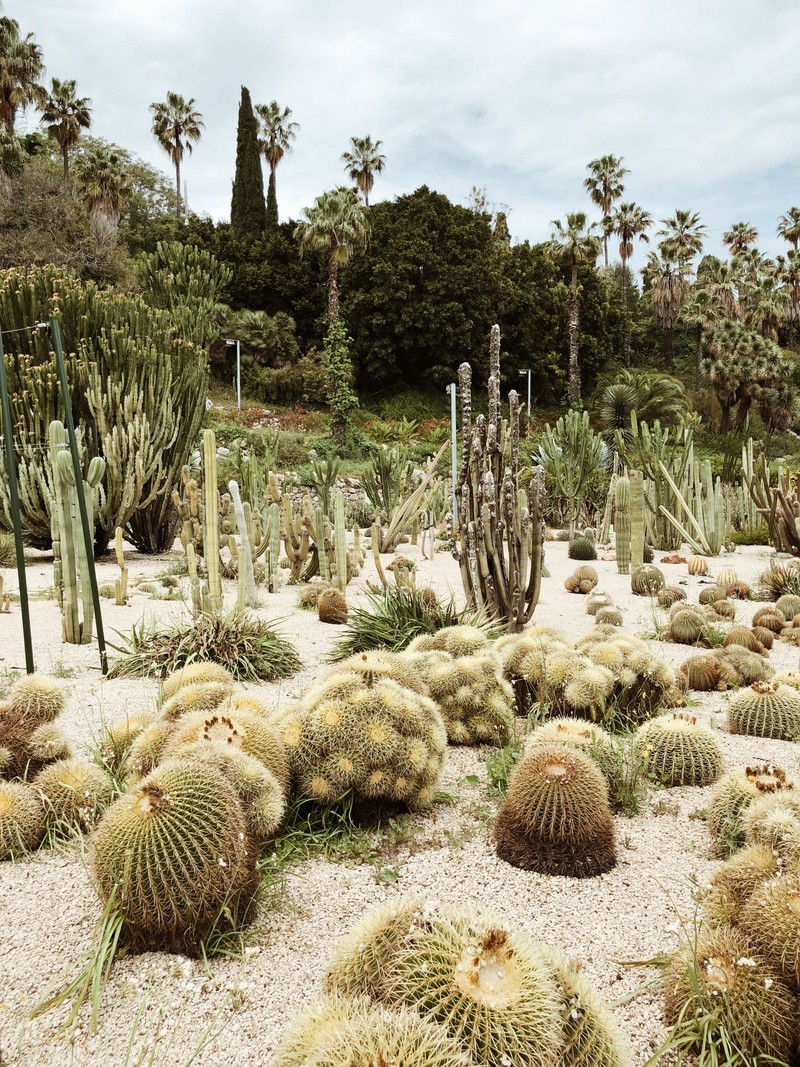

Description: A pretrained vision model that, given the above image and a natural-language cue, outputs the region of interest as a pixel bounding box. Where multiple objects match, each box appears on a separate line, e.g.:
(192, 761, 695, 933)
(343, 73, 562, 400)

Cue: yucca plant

(107, 611, 301, 681)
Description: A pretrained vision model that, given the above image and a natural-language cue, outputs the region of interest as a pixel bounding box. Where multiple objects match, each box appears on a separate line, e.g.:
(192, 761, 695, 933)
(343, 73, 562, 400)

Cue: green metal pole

(0, 324, 35, 673)
(50, 316, 108, 675)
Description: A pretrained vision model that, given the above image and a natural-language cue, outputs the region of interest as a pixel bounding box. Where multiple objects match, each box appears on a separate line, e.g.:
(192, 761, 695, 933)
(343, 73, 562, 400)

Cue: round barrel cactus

(728, 681, 800, 740)
(160, 662, 235, 704)
(630, 565, 665, 596)
(741, 873, 800, 987)
(702, 843, 780, 928)
(633, 713, 723, 787)
(406, 650, 513, 746)
(407, 624, 490, 658)
(0, 780, 45, 860)
(33, 758, 115, 834)
(707, 764, 794, 854)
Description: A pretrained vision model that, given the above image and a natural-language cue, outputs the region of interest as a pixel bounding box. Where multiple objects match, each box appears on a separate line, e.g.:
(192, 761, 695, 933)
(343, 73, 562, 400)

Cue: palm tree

(341, 135, 386, 207)
(149, 92, 203, 221)
(546, 212, 602, 404)
(255, 100, 298, 225)
(777, 208, 800, 251)
(642, 249, 689, 370)
(776, 250, 800, 344)
(40, 77, 91, 179)
(583, 154, 628, 266)
(294, 186, 369, 325)
(722, 221, 759, 257)
(656, 210, 707, 266)
(0, 120, 21, 198)
(610, 201, 652, 364)
(76, 145, 130, 242)
(0, 16, 46, 132)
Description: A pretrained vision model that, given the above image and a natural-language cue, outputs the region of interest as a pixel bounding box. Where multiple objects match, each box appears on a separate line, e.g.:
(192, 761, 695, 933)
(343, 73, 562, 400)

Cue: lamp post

(225, 339, 241, 411)
(445, 382, 458, 523)
(518, 369, 531, 418)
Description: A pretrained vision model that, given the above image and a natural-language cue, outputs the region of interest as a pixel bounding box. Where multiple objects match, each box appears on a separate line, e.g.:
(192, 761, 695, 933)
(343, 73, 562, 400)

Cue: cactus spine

(614, 476, 631, 574)
(202, 429, 222, 614)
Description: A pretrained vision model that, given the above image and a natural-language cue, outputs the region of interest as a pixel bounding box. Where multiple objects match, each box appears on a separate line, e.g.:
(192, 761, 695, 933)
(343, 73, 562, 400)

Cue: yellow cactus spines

(663, 925, 796, 1063)
(326, 898, 563, 1067)
(179, 743, 285, 840)
(0, 780, 45, 859)
(633, 714, 723, 787)
(7, 675, 65, 722)
(288, 674, 446, 811)
(728, 681, 800, 740)
(159, 681, 233, 721)
(408, 650, 514, 746)
(741, 874, 800, 987)
(702, 844, 780, 928)
(33, 759, 114, 834)
(271, 996, 473, 1067)
(90, 759, 257, 953)
(407, 624, 490, 658)
(741, 792, 800, 854)
(159, 662, 235, 704)
(495, 744, 616, 877)
(708, 764, 794, 854)
(525, 718, 619, 783)
(123, 719, 176, 783)
(97, 711, 157, 773)
(338, 651, 431, 696)
(162, 708, 289, 794)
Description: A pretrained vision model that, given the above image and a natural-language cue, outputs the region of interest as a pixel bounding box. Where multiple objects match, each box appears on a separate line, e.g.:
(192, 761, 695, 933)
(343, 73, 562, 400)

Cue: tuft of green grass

(0, 530, 16, 567)
(330, 584, 500, 660)
(107, 611, 301, 682)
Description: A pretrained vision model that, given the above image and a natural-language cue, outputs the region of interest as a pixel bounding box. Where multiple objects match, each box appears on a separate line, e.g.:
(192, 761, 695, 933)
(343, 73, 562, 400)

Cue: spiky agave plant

(325, 897, 564, 1067)
(90, 759, 258, 953)
(495, 744, 616, 877)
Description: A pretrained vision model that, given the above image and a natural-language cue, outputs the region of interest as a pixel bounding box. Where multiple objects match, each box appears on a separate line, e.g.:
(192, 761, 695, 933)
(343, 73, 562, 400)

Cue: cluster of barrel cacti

(678, 645, 774, 691)
(270, 897, 631, 1067)
(0, 675, 116, 858)
(564, 565, 599, 594)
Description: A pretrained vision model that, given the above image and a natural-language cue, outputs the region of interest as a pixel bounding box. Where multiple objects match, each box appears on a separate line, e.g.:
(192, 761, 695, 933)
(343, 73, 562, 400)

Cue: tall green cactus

(742, 443, 800, 556)
(228, 480, 258, 609)
(629, 470, 645, 569)
(614, 476, 631, 575)
(538, 408, 603, 537)
(658, 459, 728, 555)
(202, 430, 223, 614)
(453, 325, 545, 632)
(49, 420, 106, 643)
(331, 491, 349, 594)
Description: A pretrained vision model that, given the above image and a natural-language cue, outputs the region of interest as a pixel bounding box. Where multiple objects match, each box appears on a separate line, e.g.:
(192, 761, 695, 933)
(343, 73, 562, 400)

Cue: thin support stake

(50, 316, 108, 675)
(0, 324, 35, 672)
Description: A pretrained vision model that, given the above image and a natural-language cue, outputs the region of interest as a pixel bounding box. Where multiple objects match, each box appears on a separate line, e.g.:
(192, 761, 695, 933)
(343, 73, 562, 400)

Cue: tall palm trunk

(694, 325, 703, 389)
(568, 262, 581, 405)
(62, 143, 69, 180)
(663, 325, 675, 371)
(620, 253, 630, 366)
(175, 158, 182, 221)
(327, 256, 339, 325)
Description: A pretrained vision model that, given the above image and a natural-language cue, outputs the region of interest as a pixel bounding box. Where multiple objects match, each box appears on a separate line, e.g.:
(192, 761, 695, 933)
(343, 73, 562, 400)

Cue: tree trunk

(603, 235, 608, 268)
(62, 144, 69, 181)
(719, 403, 731, 435)
(695, 325, 703, 389)
(664, 324, 675, 371)
(175, 159, 182, 222)
(621, 254, 630, 366)
(567, 262, 581, 405)
(327, 256, 339, 326)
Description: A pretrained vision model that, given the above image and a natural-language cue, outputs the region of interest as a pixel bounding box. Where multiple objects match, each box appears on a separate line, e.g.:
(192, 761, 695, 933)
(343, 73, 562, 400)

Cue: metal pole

(446, 383, 458, 523)
(236, 339, 241, 411)
(50, 317, 108, 675)
(0, 324, 35, 672)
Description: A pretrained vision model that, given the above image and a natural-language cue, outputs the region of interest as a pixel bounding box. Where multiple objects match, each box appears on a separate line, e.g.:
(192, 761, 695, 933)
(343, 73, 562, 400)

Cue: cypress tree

(266, 170, 279, 229)
(230, 86, 266, 241)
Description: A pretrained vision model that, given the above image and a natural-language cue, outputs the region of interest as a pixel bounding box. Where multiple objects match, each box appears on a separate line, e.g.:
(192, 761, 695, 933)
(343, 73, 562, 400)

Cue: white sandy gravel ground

(1, 539, 798, 1066)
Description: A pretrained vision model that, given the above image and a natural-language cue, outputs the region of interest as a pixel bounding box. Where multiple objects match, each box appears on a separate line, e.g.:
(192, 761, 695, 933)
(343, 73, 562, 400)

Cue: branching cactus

(614, 476, 631, 575)
(629, 470, 645, 569)
(49, 420, 105, 644)
(453, 325, 545, 632)
(742, 444, 800, 556)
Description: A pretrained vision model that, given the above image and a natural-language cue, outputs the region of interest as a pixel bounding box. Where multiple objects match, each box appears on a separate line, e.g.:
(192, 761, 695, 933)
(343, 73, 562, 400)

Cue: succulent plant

(340, 651, 431, 696)
(0, 780, 45, 860)
(657, 586, 686, 609)
(33, 759, 115, 834)
(698, 585, 726, 605)
(568, 536, 597, 560)
(594, 606, 623, 627)
(714, 646, 774, 687)
(728, 681, 800, 740)
(524, 718, 620, 783)
(740, 873, 800, 987)
(752, 607, 786, 633)
(318, 587, 348, 624)
(160, 662, 236, 704)
(407, 650, 514, 746)
(179, 744, 285, 840)
(741, 792, 800, 855)
(687, 556, 709, 575)
(124, 719, 178, 782)
(161, 708, 290, 793)
(325, 897, 564, 1067)
(0, 701, 73, 781)
(90, 759, 257, 952)
(758, 562, 800, 600)
(631, 565, 665, 596)
(722, 626, 765, 655)
(276, 672, 447, 810)
(709, 598, 736, 620)
(97, 711, 158, 773)
(495, 744, 616, 877)
(726, 581, 751, 600)
(634, 713, 723, 787)
(407, 624, 490, 658)
(702, 844, 780, 928)
(6, 676, 65, 722)
(666, 607, 708, 645)
(663, 924, 797, 1062)
(716, 568, 738, 593)
(586, 591, 613, 616)
(774, 670, 800, 692)
(677, 654, 736, 692)
(750, 625, 775, 650)
(542, 947, 632, 1067)
(707, 764, 794, 853)
(271, 995, 473, 1067)
(159, 681, 233, 722)
(776, 593, 800, 620)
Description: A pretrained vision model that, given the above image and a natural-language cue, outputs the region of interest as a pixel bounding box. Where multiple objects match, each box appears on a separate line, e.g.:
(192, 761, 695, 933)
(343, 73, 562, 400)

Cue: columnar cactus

(495, 744, 616, 877)
(629, 469, 645, 570)
(614, 476, 631, 575)
(453, 326, 545, 632)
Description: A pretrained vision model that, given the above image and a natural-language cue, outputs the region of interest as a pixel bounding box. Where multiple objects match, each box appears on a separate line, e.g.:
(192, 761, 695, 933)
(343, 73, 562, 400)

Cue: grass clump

(330, 585, 497, 660)
(108, 611, 301, 682)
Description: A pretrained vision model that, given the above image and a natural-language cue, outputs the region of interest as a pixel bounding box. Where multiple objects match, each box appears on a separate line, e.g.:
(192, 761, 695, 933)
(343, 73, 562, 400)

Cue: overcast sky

(18, 0, 800, 262)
